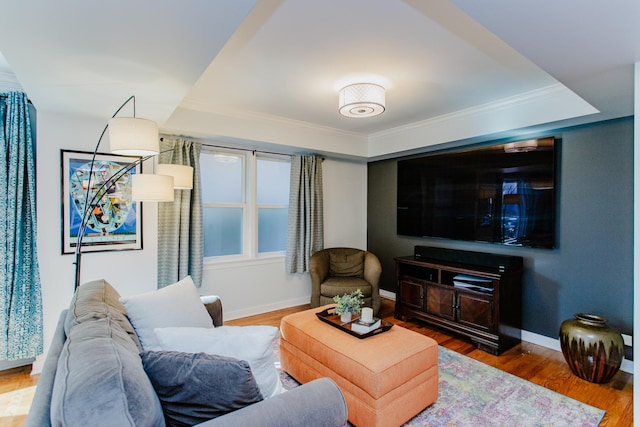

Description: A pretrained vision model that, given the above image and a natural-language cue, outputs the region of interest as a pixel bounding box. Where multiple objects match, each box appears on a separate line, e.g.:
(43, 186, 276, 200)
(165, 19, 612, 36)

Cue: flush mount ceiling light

(338, 83, 385, 118)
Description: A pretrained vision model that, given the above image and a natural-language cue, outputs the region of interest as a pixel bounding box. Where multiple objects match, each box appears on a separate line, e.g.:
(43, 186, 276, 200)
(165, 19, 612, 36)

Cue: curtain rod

(160, 136, 323, 160)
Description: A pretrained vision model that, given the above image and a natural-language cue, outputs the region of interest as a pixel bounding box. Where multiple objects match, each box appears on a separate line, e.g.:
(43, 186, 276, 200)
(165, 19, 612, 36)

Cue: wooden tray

(315, 307, 393, 339)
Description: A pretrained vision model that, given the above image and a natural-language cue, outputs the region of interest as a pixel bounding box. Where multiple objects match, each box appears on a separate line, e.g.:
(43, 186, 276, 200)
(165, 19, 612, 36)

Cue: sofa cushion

(329, 251, 365, 277)
(140, 350, 263, 427)
(65, 278, 142, 350)
(119, 276, 214, 350)
(51, 317, 165, 427)
(154, 325, 284, 398)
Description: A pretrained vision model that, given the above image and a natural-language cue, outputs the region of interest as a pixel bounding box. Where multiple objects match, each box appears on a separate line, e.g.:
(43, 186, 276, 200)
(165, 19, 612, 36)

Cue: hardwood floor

(228, 298, 633, 426)
(0, 365, 38, 427)
(1, 298, 632, 426)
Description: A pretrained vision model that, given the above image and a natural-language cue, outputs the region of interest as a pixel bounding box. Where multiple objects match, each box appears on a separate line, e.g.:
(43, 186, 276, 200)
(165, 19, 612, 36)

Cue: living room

(0, 0, 638, 425)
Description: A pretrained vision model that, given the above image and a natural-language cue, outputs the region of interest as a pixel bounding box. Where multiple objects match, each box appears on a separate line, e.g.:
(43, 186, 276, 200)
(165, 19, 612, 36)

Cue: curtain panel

(0, 92, 43, 360)
(157, 138, 203, 288)
(286, 155, 324, 273)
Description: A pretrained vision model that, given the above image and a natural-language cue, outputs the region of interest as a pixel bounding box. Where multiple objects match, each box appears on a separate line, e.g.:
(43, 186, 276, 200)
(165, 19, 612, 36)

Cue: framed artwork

(61, 150, 143, 254)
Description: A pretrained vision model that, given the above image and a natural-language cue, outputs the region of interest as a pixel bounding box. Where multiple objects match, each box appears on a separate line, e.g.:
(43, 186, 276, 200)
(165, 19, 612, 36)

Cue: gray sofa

(26, 279, 348, 427)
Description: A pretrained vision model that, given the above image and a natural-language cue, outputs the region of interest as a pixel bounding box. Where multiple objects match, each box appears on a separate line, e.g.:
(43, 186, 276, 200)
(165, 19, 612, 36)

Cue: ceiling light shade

(338, 83, 385, 118)
(157, 164, 194, 189)
(108, 117, 159, 156)
(132, 174, 174, 201)
(504, 140, 538, 153)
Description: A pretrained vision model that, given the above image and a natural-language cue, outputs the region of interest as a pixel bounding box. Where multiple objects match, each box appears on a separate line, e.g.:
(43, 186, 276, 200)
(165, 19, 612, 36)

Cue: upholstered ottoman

(280, 305, 438, 427)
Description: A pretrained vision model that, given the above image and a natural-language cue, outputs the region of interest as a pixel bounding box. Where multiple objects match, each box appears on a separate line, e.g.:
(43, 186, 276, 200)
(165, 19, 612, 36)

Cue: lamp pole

(72, 96, 152, 290)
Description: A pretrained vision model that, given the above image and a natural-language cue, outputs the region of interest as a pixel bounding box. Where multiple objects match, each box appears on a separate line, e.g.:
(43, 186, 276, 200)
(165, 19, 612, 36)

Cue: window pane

(257, 159, 290, 204)
(200, 153, 243, 203)
(258, 208, 288, 253)
(203, 207, 243, 256)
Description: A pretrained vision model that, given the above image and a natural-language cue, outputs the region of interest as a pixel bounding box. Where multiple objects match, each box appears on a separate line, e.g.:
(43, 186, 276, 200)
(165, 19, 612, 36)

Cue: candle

(361, 307, 373, 323)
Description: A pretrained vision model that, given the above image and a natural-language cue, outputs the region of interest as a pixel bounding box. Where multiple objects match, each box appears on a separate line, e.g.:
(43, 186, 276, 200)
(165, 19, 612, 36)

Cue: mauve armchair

(309, 247, 382, 316)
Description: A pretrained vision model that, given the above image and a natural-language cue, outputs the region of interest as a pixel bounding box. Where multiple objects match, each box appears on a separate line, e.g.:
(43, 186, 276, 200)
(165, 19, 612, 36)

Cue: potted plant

(333, 289, 364, 323)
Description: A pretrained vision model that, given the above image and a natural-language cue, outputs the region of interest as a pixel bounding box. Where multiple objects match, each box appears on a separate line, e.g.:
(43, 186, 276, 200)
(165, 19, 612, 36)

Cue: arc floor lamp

(73, 96, 193, 290)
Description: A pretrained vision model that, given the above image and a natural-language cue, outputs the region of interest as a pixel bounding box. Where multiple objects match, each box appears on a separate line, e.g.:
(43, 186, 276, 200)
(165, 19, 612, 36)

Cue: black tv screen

(397, 137, 557, 249)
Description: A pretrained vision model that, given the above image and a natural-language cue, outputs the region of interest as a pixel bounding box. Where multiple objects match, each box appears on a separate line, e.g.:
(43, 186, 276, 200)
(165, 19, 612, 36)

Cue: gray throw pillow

(140, 350, 263, 427)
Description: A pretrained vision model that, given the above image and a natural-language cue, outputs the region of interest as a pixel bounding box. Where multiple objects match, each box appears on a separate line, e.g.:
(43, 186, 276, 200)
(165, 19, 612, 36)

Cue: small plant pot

(340, 312, 352, 323)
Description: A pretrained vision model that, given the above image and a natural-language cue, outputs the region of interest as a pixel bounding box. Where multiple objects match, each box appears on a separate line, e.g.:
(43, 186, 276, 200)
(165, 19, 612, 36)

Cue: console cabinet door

(398, 279, 424, 310)
(457, 292, 494, 332)
(426, 285, 455, 320)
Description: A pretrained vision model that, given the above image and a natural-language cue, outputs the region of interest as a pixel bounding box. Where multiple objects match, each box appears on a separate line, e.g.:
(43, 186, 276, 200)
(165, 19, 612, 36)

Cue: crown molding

(180, 96, 365, 140)
(367, 83, 599, 158)
(179, 83, 598, 160)
(369, 84, 578, 140)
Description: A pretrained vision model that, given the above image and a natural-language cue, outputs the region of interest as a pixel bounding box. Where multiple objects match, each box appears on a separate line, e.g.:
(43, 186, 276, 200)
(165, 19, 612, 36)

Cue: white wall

(33, 112, 368, 370)
(34, 111, 161, 372)
(199, 158, 368, 320)
(323, 159, 368, 249)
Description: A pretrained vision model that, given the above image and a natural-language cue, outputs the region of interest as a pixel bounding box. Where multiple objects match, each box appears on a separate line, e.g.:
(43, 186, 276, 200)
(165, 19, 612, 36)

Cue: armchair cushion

(329, 251, 364, 277)
(141, 350, 263, 427)
(321, 277, 372, 298)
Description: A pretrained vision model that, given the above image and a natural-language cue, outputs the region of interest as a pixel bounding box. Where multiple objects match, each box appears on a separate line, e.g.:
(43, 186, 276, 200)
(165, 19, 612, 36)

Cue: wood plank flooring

(0, 298, 632, 426)
(228, 298, 633, 426)
(0, 365, 38, 427)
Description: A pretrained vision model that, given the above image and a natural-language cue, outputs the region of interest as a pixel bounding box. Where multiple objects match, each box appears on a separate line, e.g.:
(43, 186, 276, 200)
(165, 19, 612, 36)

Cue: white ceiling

(0, 0, 638, 159)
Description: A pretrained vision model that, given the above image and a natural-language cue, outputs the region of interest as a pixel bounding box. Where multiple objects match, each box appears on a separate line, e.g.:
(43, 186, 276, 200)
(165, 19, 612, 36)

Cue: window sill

(203, 254, 285, 270)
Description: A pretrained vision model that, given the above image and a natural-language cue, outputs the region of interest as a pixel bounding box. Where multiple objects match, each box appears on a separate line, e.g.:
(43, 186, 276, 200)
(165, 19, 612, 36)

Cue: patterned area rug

(276, 345, 605, 427)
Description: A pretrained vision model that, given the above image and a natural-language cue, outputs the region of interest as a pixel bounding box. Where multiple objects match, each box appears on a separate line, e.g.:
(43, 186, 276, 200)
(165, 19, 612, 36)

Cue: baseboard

(523, 330, 634, 374)
(225, 296, 310, 321)
(380, 289, 396, 300)
(382, 290, 634, 374)
(0, 357, 34, 372)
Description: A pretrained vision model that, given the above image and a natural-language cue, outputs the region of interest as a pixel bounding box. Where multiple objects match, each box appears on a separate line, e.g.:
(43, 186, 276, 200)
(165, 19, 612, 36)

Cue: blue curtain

(0, 92, 43, 360)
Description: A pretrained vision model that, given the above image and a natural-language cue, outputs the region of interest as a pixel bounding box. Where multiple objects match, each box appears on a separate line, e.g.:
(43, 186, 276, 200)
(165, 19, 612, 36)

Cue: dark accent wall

(367, 118, 633, 340)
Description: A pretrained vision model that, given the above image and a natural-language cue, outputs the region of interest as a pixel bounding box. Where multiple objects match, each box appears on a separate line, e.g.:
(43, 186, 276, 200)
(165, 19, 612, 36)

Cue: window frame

(201, 147, 290, 265)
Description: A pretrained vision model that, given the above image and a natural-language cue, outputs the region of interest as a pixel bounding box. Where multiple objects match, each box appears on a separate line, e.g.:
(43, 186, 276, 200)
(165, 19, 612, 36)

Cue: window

(201, 149, 290, 260)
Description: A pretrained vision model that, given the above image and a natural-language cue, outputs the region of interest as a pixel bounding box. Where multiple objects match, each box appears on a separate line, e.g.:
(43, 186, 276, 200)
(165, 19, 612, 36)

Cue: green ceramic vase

(559, 313, 624, 384)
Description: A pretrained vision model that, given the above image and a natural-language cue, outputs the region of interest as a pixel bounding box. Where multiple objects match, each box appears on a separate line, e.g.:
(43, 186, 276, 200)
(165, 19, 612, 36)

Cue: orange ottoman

(280, 305, 438, 427)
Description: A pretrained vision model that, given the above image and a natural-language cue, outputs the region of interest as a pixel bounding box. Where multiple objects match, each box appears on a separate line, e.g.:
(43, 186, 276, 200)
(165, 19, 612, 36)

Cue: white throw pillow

(119, 276, 214, 350)
(154, 325, 284, 398)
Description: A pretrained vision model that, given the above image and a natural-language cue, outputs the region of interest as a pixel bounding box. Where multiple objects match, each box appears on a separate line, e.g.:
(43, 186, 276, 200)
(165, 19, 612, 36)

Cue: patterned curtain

(286, 155, 324, 273)
(0, 92, 43, 360)
(157, 138, 203, 288)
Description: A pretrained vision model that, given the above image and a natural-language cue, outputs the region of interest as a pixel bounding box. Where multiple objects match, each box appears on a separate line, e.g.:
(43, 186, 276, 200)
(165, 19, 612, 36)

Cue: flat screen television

(397, 137, 557, 249)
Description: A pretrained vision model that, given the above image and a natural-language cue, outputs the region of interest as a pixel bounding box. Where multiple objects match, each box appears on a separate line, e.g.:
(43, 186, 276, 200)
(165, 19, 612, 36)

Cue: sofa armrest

(196, 378, 347, 427)
(25, 310, 68, 427)
(201, 296, 223, 326)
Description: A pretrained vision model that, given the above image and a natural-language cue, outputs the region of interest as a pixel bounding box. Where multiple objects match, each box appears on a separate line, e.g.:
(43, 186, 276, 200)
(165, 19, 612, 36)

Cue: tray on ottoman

(316, 307, 393, 339)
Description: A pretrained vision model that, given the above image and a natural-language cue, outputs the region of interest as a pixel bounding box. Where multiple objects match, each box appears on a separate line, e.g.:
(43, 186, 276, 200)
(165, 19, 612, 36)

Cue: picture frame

(61, 149, 143, 254)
